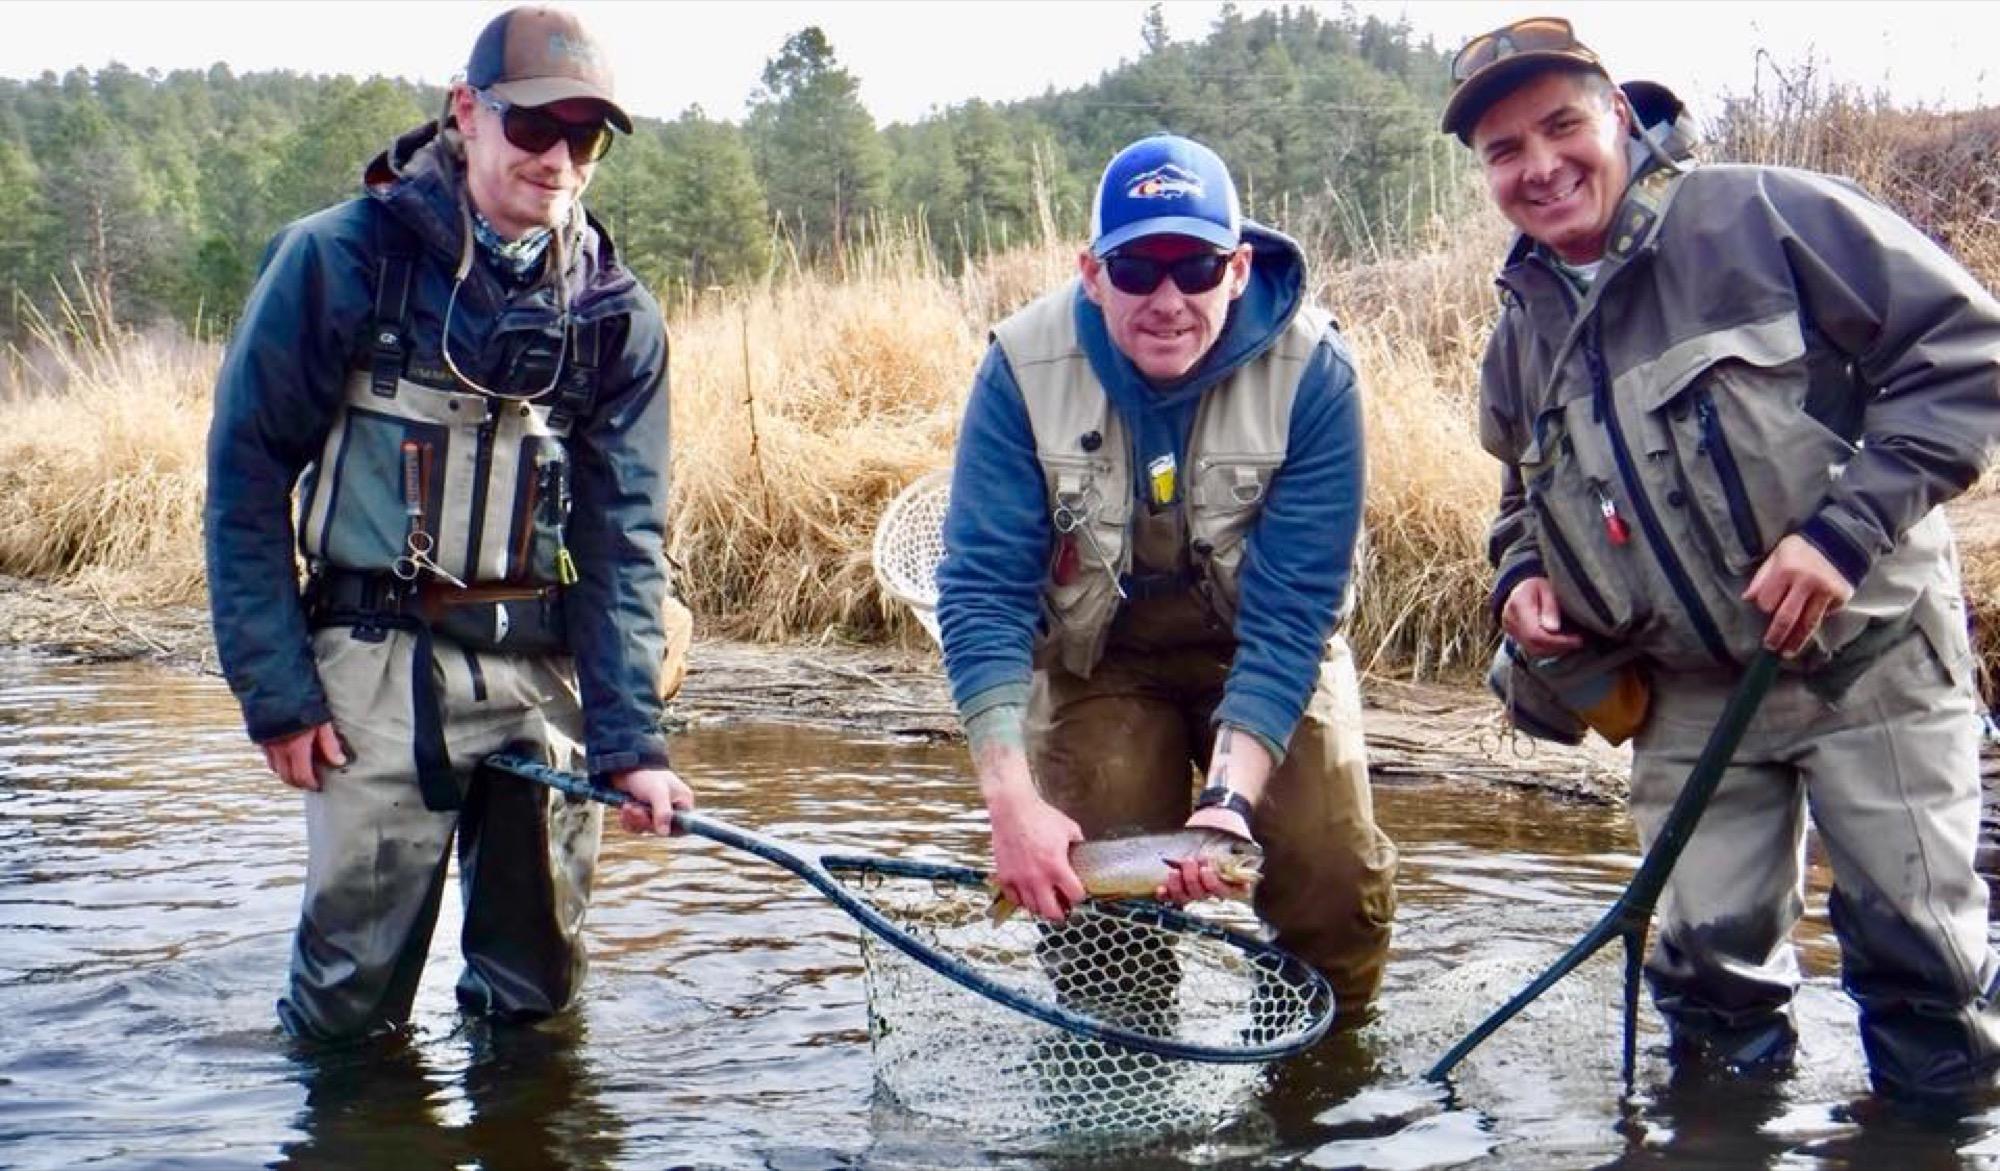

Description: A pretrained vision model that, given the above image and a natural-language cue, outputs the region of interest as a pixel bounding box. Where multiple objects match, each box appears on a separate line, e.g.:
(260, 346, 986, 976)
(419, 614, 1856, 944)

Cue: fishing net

(871, 469, 951, 647)
(827, 856, 1333, 1142)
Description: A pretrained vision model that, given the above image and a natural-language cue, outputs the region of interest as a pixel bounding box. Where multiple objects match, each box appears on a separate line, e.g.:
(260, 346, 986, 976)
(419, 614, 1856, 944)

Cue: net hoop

(871, 469, 951, 646)
(823, 854, 1336, 1064)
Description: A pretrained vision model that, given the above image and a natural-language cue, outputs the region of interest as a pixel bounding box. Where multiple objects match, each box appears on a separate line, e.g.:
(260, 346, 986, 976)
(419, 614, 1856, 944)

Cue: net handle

(485, 752, 1331, 1063)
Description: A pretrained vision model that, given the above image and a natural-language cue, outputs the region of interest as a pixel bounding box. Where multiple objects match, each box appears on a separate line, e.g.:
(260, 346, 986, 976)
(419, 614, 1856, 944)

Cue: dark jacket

(204, 123, 673, 774)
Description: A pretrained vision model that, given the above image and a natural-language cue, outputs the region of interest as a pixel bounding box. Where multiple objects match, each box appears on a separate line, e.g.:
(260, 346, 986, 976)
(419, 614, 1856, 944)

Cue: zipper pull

(1597, 489, 1630, 546)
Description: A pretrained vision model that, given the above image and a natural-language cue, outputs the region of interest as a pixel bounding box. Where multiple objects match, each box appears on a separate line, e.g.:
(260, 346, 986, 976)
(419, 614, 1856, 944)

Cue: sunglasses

(1450, 17, 1590, 83)
(1102, 250, 1235, 297)
(476, 91, 615, 165)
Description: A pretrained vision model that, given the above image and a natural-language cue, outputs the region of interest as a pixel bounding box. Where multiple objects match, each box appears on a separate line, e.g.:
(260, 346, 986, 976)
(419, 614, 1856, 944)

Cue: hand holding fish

(1159, 724, 1270, 903)
(983, 763, 1087, 921)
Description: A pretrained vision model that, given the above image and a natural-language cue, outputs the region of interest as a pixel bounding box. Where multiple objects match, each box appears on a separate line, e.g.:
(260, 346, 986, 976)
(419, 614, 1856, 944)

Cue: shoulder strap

(368, 213, 421, 399)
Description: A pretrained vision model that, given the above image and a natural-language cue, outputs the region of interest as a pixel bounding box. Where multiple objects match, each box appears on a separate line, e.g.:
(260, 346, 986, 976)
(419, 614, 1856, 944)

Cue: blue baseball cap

(1089, 135, 1242, 257)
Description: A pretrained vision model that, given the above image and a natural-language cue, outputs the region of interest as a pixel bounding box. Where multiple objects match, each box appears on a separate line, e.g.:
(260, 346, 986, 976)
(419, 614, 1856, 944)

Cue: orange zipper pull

(1598, 489, 1630, 546)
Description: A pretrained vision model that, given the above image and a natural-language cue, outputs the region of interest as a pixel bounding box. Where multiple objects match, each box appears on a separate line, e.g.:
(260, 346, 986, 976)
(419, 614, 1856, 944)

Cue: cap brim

(1092, 216, 1240, 257)
(1441, 51, 1609, 143)
(487, 78, 633, 133)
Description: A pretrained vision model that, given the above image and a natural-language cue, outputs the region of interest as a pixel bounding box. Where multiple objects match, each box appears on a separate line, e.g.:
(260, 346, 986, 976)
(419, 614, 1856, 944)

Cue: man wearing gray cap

(1447, 16, 2000, 1100)
(206, 5, 687, 1042)
(937, 134, 1397, 1016)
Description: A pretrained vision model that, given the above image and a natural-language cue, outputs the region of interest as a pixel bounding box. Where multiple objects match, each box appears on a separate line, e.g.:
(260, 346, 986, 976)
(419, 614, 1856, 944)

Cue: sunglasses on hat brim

(476, 90, 616, 165)
(1101, 250, 1235, 297)
(1450, 16, 1595, 84)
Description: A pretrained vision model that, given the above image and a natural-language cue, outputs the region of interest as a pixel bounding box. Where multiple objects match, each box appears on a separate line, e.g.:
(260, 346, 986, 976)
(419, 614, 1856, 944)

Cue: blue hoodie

(937, 222, 1364, 757)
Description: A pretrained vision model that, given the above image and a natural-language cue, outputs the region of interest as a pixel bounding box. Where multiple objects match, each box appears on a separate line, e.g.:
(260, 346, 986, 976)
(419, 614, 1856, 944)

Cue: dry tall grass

(2, 85, 1995, 690)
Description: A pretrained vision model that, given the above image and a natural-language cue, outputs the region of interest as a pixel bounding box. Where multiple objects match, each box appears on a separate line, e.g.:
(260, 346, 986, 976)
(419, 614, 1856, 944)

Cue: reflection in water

(4, 647, 2000, 1170)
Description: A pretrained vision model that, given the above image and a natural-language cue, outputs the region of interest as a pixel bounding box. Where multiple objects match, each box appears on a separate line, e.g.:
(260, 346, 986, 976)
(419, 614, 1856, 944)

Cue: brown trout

(989, 828, 1262, 923)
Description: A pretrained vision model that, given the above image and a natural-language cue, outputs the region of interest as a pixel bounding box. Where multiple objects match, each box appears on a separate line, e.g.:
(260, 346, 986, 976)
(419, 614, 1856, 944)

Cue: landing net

(871, 469, 951, 647)
(827, 856, 1333, 1140)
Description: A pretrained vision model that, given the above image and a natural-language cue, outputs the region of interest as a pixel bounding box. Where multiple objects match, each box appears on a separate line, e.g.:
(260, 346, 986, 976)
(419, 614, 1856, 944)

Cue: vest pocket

(307, 407, 451, 572)
(1638, 352, 1853, 579)
(1191, 453, 1282, 615)
(507, 436, 572, 584)
(1039, 452, 1125, 629)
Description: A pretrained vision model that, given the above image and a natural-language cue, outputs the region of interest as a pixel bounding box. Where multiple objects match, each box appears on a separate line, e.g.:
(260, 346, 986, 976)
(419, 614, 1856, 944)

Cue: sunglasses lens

(1105, 256, 1164, 295)
(1171, 253, 1230, 293)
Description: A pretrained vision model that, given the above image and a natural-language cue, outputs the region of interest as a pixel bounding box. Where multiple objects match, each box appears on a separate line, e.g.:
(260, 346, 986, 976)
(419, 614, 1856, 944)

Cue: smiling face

(1078, 234, 1252, 384)
(452, 85, 602, 240)
(1471, 69, 1632, 264)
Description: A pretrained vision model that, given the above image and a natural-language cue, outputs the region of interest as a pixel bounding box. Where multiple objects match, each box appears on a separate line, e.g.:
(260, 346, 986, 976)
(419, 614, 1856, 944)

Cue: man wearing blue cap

(937, 134, 1397, 1013)
(206, 5, 688, 1043)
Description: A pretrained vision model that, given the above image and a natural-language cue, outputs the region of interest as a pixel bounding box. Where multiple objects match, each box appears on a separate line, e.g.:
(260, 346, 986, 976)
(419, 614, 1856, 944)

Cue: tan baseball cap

(1440, 16, 1610, 144)
(465, 6, 632, 133)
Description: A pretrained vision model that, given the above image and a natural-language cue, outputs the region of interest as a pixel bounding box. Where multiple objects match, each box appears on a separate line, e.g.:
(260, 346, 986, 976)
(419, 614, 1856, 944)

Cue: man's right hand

(1501, 575, 1584, 659)
(979, 755, 1086, 921)
(259, 722, 347, 791)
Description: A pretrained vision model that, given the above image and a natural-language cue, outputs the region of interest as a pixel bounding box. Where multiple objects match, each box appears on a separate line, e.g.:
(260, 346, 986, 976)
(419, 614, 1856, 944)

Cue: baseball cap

(1440, 16, 1610, 144)
(465, 6, 632, 133)
(1088, 135, 1242, 257)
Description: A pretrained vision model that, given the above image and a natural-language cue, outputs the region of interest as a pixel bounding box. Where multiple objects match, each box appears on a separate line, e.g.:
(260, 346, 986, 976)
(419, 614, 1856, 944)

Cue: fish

(988, 828, 1263, 924)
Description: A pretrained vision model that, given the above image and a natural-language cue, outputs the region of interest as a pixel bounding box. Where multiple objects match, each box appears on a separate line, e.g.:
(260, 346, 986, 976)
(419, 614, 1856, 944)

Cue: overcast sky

(4, 1, 1993, 125)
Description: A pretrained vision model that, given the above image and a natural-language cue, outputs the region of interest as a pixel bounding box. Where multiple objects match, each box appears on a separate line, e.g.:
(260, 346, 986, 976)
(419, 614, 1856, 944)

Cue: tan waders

(1029, 624, 1398, 1014)
(278, 626, 602, 1042)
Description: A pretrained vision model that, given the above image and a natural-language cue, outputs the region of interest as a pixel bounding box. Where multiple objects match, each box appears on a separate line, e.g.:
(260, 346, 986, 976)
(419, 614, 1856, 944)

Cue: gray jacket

(1480, 97, 2000, 675)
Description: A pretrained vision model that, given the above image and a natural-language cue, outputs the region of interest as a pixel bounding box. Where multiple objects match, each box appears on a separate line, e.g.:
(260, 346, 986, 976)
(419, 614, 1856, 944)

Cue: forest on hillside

(0, 4, 1458, 342)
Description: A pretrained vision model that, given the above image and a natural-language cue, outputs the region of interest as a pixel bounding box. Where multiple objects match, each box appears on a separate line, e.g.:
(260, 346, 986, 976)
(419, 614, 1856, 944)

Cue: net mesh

(829, 859, 1330, 1142)
(871, 469, 951, 646)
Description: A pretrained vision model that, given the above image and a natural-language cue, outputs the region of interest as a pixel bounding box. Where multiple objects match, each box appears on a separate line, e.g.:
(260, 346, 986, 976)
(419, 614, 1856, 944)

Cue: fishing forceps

(392, 439, 466, 588)
(1052, 485, 1128, 601)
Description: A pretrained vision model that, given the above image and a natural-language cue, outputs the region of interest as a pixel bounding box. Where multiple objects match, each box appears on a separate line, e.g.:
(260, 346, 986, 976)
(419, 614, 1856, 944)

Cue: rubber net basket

(871, 469, 951, 647)
(827, 857, 1331, 1143)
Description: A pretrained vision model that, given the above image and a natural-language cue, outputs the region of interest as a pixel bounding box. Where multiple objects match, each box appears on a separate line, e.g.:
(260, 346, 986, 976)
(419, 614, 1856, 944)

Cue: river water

(4, 647, 1999, 1170)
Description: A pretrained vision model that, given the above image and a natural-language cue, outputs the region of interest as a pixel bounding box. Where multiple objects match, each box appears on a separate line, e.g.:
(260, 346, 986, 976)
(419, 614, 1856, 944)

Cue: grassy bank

(4, 95, 1996, 687)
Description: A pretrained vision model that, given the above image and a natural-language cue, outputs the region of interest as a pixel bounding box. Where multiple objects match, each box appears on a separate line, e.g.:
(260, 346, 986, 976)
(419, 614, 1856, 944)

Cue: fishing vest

(992, 282, 1332, 677)
(296, 219, 604, 591)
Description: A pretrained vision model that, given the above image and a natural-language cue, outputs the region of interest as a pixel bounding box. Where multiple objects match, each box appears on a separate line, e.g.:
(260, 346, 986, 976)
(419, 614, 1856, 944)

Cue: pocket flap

(1619, 313, 1807, 412)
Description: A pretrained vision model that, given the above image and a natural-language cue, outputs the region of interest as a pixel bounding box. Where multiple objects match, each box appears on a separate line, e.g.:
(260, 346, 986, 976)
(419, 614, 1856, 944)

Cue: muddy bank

(0, 575, 1631, 803)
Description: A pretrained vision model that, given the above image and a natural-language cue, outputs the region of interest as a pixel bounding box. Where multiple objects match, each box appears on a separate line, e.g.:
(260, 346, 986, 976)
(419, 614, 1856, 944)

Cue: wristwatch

(1193, 783, 1254, 823)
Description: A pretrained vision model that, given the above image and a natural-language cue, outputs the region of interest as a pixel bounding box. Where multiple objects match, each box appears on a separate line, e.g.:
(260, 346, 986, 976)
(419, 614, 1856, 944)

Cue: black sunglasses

(476, 90, 615, 165)
(1450, 16, 1590, 83)
(1102, 250, 1235, 297)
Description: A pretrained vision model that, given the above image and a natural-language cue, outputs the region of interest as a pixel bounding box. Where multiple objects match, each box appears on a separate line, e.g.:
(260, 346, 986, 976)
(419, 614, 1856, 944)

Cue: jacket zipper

(1528, 489, 1617, 627)
(1586, 322, 1735, 668)
(1694, 389, 1765, 562)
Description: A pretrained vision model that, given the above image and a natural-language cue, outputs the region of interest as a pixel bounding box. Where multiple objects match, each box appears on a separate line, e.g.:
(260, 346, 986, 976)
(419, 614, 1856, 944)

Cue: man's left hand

(1159, 727, 1269, 903)
(610, 766, 693, 835)
(1744, 534, 1854, 658)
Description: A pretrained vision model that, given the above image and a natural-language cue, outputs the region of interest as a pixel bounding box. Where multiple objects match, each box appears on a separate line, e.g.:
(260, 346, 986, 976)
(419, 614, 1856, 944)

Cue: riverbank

(0, 574, 1631, 803)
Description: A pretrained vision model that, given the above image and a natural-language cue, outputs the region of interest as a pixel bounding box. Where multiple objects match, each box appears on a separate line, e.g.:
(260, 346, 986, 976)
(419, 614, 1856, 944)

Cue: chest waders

(298, 220, 606, 811)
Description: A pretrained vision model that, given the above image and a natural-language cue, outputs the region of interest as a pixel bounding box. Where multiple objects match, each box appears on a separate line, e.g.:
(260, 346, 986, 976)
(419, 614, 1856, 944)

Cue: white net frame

(871, 469, 951, 647)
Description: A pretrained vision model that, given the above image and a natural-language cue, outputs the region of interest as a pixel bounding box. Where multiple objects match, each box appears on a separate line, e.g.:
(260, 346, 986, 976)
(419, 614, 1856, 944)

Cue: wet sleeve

(1764, 170, 2000, 584)
(1214, 332, 1365, 756)
(564, 300, 674, 775)
(203, 217, 367, 743)
(937, 345, 1050, 728)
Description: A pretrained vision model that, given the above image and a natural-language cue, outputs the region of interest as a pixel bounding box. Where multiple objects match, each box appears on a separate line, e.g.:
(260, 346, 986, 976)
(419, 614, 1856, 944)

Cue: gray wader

(1631, 619, 2000, 1098)
(278, 625, 601, 1042)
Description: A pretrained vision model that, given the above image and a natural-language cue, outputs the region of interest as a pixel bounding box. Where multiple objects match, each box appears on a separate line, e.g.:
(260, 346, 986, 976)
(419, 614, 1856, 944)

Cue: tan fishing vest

(297, 366, 576, 588)
(992, 281, 1332, 677)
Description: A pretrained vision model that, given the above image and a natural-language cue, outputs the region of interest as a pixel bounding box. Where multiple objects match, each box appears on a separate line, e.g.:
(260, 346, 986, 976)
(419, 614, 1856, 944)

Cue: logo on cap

(1126, 164, 1205, 202)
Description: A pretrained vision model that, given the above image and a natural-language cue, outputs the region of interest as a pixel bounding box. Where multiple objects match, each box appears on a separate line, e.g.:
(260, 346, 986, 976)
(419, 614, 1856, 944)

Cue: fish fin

(984, 883, 1019, 927)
